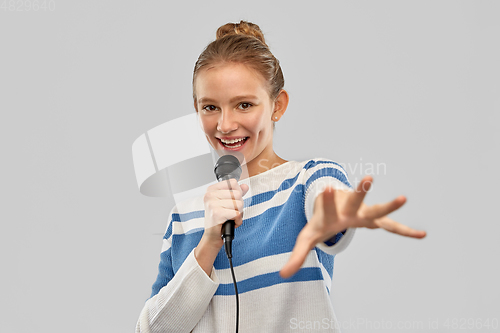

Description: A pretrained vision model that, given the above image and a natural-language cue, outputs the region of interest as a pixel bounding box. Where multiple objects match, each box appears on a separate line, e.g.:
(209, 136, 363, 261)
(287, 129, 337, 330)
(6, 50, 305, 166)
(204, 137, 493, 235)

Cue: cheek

(255, 118, 273, 136)
(246, 114, 270, 134)
(198, 117, 215, 134)
(198, 118, 218, 148)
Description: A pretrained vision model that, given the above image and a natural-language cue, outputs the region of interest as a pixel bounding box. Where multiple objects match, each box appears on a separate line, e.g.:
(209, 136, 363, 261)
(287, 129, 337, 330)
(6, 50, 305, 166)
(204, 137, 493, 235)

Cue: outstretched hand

(279, 176, 426, 278)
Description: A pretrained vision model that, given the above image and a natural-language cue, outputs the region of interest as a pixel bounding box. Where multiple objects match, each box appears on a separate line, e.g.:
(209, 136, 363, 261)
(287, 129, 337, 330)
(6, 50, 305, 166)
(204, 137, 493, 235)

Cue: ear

(272, 89, 289, 121)
(193, 100, 198, 112)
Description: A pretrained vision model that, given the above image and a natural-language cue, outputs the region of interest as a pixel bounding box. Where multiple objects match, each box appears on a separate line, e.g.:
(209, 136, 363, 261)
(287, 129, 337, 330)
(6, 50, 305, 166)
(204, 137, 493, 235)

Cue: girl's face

(194, 63, 285, 176)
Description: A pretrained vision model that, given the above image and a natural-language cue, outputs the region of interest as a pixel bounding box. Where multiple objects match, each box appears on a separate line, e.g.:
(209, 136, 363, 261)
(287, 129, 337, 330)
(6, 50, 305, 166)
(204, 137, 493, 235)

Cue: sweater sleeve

(303, 159, 356, 255)
(136, 212, 220, 333)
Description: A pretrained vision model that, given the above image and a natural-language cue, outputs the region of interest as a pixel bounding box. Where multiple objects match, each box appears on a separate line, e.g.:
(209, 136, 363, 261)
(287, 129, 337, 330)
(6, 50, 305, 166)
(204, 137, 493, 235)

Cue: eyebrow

(197, 95, 259, 104)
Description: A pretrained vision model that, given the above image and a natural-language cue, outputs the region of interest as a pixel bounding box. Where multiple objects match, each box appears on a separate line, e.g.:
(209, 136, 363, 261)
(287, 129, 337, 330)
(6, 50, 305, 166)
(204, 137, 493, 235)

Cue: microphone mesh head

(214, 155, 242, 181)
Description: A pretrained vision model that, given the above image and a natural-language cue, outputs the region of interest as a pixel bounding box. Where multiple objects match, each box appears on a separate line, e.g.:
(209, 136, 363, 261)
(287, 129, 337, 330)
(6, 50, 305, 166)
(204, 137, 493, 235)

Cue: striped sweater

(136, 159, 356, 333)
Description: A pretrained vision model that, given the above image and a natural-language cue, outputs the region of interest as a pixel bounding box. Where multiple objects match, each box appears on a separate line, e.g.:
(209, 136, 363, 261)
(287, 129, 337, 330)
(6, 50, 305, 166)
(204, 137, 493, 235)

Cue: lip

(216, 136, 249, 151)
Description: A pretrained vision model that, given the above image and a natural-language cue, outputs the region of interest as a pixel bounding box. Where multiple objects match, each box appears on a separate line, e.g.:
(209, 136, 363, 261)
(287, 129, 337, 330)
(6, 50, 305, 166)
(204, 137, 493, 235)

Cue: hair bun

(216, 20, 267, 47)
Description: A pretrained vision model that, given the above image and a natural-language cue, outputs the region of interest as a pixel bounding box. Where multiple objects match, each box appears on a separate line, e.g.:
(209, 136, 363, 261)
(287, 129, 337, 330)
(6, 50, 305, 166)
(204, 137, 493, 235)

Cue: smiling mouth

(218, 137, 249, 149)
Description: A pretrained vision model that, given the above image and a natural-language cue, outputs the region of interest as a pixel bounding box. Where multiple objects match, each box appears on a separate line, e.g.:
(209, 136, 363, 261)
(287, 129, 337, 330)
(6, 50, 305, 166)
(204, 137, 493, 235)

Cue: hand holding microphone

(200, 155, 249, 254)
(213, 155, 247, 258)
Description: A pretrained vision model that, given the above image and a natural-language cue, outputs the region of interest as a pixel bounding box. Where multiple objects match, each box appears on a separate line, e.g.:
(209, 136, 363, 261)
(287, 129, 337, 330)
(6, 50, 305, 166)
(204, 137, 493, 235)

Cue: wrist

(194, 235, 223, 276)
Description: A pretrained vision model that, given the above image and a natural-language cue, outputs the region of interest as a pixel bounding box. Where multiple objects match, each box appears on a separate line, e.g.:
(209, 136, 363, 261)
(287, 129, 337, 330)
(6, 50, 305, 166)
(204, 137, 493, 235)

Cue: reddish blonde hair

(192, 21, 285, 102)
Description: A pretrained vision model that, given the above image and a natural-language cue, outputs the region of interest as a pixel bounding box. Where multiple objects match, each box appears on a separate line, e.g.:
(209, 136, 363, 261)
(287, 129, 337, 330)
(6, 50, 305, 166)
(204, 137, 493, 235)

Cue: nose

(217, 109, 238, 134)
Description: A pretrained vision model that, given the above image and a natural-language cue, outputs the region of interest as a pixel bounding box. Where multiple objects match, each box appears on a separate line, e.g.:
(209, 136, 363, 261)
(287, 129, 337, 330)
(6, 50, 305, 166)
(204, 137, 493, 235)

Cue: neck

(246, 153, 287, 178)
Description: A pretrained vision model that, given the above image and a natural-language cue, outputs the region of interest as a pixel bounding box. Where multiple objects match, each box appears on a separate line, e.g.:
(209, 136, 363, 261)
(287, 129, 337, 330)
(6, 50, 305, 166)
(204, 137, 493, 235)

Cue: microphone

(214, 155, 242, 258)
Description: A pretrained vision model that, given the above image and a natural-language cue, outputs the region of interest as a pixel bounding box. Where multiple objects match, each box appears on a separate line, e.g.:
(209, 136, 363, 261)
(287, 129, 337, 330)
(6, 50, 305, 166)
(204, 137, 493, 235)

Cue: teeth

(225, 141, 244, 148)
(220, 137, 246, 144)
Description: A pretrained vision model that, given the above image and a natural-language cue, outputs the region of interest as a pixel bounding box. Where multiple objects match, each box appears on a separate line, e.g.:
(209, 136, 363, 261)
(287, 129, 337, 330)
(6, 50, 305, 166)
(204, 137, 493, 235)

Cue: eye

(202, 105, 218, 112)
(238, 102, 252, 110)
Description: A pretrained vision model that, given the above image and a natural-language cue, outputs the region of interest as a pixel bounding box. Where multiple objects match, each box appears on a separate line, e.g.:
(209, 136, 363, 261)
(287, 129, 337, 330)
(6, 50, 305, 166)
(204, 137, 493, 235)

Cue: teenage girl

(136, 20, 426, 333)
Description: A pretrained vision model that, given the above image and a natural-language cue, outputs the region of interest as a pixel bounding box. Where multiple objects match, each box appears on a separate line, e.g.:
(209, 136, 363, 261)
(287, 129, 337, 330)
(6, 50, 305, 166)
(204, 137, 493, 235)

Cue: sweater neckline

(242, 160, 293, 181)
(239, 160, 306, 196)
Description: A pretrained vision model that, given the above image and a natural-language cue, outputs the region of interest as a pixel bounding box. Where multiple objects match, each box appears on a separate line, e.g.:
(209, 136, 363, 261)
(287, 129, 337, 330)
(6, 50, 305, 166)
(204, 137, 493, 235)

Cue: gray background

(1, 1, 499, 332)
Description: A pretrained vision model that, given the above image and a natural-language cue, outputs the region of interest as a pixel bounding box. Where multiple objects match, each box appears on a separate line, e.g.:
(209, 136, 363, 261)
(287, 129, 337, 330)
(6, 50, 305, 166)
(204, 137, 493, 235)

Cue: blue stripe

(171, 230, 203, 273)
(305, 167, 352, 190)
(215, 267, 324, 295)
(164, 217, 173, 239)
(324, 231, 345, 246)
(172, 210, 205, 222)
(243, 171, 301, 207)
(164, 211, 204, 239)
(304, 160, 347, 174)
(163, 211, 204, 240)
(150, 248, 174, 298)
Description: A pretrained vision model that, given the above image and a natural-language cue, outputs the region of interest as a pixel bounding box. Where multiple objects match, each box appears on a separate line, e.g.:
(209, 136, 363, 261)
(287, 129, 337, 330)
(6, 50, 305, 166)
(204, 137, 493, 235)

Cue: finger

(375, 216, 427, 238)
(363, 195, 406, 220)
(218, 198, 243, 212)
(214, 189, 242, 201)
(233, 211, 244, 228)
(344, 176, 372, 216)
(209, 178, 239, 191)
(322, 187, 337, 219)
(221, 180, 246, 199)
(279, 229, 318, 279)
(224, 178, 242, 192)
(241, 184, 250, 196)
(207, 206, 244, 228)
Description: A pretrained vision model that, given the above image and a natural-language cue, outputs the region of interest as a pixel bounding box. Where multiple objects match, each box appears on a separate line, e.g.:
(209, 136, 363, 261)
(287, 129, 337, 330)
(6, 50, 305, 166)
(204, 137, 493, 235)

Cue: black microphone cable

(222, 178, 239, 333)
(214, 155, 242, 333)
(221, 178, 239, 333)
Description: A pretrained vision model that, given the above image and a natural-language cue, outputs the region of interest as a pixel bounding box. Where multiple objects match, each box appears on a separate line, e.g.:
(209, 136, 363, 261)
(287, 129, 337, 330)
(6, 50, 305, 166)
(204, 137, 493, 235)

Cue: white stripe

(206, 281, 342, 333)
(319, 261, 332, 291)
(172, 218, 205, 235)
(304, 177, 351, 221)
(242, 182, 296, 220)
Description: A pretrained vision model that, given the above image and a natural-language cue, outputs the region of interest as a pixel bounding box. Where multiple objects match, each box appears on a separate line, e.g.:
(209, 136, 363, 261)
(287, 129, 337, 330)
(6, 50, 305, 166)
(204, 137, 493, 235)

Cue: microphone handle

(222, 220, 235, 240)
(218, 175, 236, 258)
(221, 220, 235, 258)
(220, 176, 235, 241)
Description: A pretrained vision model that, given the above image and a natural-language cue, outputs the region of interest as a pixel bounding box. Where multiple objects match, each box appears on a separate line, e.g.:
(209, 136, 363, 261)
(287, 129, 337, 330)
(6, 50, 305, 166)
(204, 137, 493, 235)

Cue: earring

(274, 116, 278, 120)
